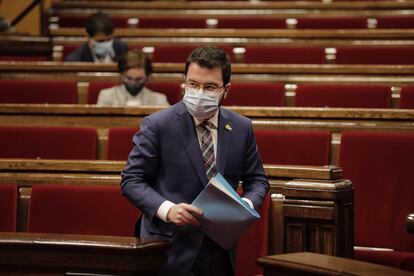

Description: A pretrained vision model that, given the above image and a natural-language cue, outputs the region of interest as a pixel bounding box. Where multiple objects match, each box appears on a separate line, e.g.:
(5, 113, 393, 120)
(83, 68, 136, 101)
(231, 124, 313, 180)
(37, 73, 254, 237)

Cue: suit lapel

(216, 107, 231, 175)
(174, 103, 208, 186)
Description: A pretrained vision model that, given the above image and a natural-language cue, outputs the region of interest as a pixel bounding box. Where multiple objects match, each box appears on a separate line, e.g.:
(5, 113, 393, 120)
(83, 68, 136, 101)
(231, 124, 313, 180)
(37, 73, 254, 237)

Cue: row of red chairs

(0, 125, 330, 165)
(0, 183, 269, 276)
(2, 79, 414, 108)
(1, 131, 413, 272)
(52, 15, 414, 29)
(58, 44, 414, 65)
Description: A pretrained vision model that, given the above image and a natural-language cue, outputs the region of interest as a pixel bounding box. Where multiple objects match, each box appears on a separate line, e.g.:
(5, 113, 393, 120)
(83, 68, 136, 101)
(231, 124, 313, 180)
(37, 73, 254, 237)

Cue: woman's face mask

(93, 39, 113, 58)
(122, 76, 146, 96)
(183, 86, 224, 121)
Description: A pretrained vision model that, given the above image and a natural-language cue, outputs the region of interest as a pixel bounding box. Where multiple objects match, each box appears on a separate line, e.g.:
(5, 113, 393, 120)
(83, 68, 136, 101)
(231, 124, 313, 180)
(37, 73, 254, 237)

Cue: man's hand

(166, 203, 203, 226)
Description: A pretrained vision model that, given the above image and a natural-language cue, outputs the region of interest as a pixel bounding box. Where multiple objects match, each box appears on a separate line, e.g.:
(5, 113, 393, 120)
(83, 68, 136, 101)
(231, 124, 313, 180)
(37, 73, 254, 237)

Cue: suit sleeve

(240, 120, 269, 210)
(121, 116, 168, 221)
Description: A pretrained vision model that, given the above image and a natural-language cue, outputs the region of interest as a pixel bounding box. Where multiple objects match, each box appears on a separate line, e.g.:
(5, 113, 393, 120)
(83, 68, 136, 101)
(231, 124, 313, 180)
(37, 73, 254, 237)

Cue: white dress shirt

(156, 110, 254, 222)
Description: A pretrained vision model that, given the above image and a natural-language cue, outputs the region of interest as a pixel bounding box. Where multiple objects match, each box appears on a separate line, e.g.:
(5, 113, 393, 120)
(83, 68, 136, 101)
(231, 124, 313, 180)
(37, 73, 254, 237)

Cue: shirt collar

(193, 110, 219, 129)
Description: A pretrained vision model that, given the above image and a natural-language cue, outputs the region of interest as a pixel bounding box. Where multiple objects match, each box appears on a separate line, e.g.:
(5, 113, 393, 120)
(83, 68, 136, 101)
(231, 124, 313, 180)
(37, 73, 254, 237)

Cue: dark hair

(85, 12, 114, 37)
(185, 47, 231, 86)
(117, 49, 153, 76)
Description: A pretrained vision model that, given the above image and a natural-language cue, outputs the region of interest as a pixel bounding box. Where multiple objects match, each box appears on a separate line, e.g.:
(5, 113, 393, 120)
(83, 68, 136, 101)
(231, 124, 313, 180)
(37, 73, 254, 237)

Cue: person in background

(65, 12, 128, 63)
(97, 49, 169, 107)
(121, 47, 269, 275)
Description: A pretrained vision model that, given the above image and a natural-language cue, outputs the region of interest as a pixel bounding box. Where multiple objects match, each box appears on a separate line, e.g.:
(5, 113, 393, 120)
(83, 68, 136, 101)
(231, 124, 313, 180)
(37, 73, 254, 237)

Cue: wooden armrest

(407, 213, 414, 234)
(0, 232, 170, 275)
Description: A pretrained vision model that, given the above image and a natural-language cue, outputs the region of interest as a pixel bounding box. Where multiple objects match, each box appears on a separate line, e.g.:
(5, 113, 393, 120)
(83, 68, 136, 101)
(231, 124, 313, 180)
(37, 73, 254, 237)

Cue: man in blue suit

(121, 47, 269, 276)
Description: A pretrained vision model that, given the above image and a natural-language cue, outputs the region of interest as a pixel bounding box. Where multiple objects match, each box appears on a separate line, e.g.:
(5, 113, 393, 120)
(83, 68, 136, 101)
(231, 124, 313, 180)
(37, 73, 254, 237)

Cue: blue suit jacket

(121, 102, 269, 275)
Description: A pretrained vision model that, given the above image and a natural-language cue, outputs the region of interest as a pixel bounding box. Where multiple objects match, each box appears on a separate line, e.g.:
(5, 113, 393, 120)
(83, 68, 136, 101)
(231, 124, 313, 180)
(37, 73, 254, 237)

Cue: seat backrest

(56, 15, 130, 28)
(216, 17, 286, 29)
(236, 194, 270, 276)
(137, 16, 208, 28)
(151, 45, 235, 63)
(400, 85, 414, 109)
(339, 131, 414, 251)
(255, 130, 331, 165)
(376, 15, 414, 29)
(0, 184, 18, 232)
(87, 81, 118, 104)
(62, 44, 80, 60)
(0, 126, 97, 160)
(146, 81, 183, 105)
(334, 46, 414, 65)
(0, 79, 77, 104)
(27, 184, 141, 236)
(224, 82, 285, 107)
(295, 16, 368, 29)
(243, 46, 326, 64)
(294, 84, 392, 108)
(107, 127, 139, 161)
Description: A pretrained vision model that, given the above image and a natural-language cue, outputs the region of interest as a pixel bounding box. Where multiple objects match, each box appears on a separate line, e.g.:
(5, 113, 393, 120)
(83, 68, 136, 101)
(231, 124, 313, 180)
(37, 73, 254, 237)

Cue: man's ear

(223, 83, 231, 100)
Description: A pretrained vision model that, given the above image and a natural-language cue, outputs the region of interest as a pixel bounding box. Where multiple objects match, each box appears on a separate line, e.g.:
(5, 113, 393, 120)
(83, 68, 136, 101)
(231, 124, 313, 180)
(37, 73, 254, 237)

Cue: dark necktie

(198, 121, 217, 180)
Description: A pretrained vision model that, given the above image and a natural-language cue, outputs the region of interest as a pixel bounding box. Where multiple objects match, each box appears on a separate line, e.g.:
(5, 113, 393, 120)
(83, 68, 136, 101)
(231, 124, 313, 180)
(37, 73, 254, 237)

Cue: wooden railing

(50, 0, 414, 11)
(50, 27, 414, 39)
(0, 104, 414, 162)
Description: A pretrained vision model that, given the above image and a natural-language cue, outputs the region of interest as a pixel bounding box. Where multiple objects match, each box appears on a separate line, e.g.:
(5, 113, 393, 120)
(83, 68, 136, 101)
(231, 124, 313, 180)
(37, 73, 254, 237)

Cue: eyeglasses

(185, 81, 224, 94)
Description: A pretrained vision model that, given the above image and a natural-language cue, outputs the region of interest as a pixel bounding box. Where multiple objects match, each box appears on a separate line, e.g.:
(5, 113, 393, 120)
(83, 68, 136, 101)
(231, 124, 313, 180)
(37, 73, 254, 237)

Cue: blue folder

(191, 173, 260, 249)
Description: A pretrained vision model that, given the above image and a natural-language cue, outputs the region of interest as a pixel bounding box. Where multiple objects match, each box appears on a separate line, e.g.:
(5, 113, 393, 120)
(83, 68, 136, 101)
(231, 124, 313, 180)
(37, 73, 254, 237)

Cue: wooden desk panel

(0, 232, 170, 275)
(0, 159, 353, 258)
(258, 252, 414, 275)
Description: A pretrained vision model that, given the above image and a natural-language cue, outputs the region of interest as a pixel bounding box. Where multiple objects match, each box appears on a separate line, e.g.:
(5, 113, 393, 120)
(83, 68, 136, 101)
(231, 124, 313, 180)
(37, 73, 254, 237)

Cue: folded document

(191, 173, 260, 249)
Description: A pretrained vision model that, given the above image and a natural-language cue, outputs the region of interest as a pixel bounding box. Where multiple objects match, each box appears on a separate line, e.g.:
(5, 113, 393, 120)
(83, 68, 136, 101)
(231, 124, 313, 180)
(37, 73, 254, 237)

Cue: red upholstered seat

(236, 194, 270, 276)
(137, 17, 208, 28)
(0, 79, 77, 104)
(216, 17, 286, 29)
(146, 81, 183, 105)
(27, 185, 140, 236)
(334, 46, 414, 65)
(255, 130, 331, 165)
(88, 80, 182, 105)
(56, 15, 130, 28)
(400, 85, 414, 109)
(0, 184, 18, 232)
(294, 84, 392, 108)
(223, 82, 285, 107)
(339, 132, 414, 271)
(376, 15, 414, 29)
(295, 16, 368, 29)
(87, 80, 118, 104)
(151, 45, 235, 63)
(0, 55, 49, 61)
(0, 126, 97, 160)
(107, 127, 139, 161)
(243, 46, 326, 64)
(62, 44, 80, 60)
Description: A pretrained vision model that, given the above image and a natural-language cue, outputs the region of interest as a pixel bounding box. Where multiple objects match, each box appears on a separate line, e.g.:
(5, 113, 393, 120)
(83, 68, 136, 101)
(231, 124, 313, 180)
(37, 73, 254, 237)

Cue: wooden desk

(258, 252, 414, 275)
(0, 159, 353, 258)
(50, 0, 414, 11)
(0, 232, 170, 275)
(0, 104, 413, 162)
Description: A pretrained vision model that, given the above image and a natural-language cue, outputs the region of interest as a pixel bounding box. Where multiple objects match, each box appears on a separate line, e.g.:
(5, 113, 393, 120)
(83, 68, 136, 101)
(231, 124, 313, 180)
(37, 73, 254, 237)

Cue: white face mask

(183, 87, 223, 121)
(94, 39, 113, 57)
